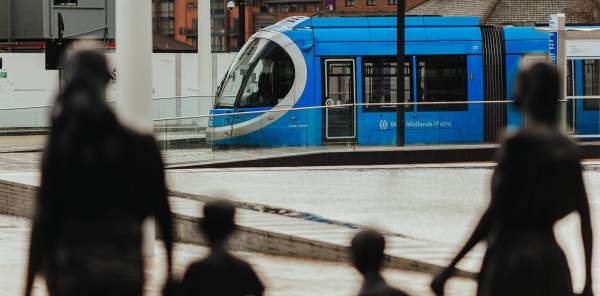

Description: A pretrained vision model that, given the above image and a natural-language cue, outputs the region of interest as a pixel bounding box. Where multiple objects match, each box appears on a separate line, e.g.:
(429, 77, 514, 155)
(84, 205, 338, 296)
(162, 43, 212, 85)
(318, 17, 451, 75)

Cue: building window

(160, 20, 174, 35)
(54, 0, 77, 5)
(363, 56, 412, 111)
(583, 60, 600, 111)
(212, 36, 225, 52)
(239, 42, 295, 108)
(345, 0, 355, 7)
(160, 2, 174, 18)
(367, 0, 376, 6)
(417, 55, 468, 111)
(388, 0, 396, 5)
(211, 0, 225, 14)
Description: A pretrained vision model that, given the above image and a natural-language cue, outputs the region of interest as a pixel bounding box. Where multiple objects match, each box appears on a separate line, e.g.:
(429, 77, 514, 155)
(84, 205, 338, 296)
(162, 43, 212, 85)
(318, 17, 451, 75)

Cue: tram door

(323, 59, 356, 140)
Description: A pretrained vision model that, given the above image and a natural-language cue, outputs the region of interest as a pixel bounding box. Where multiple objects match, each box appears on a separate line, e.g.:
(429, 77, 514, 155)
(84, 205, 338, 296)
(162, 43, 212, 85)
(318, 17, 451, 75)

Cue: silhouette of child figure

(431, 62, 594, 296)
(351, 230, 409, 296)
(179, 199, 265, 296)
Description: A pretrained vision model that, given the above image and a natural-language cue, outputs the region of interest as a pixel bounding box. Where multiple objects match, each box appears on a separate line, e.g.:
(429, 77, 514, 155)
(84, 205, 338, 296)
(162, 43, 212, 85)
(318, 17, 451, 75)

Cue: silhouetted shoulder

(358, 285, 409, 296)
(180, 253, 264, 296)
(499, 126, 580, 164)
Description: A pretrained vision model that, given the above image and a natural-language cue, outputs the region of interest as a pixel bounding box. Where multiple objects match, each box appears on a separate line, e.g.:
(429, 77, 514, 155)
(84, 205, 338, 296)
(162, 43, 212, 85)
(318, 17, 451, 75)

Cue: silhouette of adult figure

(351, 230, 409, 296)
(179, 199, 264, 296)
(431, 62, 594, 296)
(24, 48, 173, 296)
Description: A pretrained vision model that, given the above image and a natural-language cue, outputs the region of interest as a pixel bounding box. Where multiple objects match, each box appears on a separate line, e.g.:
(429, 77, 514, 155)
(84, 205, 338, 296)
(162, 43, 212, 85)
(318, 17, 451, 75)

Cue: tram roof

(262, 16, 553, 52)
(271, 16, 481, 30)
(265, 16, 483, 44)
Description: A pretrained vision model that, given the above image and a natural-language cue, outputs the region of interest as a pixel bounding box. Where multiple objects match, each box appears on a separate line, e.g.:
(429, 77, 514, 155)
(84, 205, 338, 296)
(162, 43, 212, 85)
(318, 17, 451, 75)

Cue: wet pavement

(1, 135, 599, 293)
(167, 166, 600, 293)
(0, 215, 476, 296)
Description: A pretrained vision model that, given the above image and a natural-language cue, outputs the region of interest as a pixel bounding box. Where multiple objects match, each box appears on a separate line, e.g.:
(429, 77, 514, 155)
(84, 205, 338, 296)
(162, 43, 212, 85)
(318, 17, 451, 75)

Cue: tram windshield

(214, 38, 295, 109)
(215, 38, 270, 108)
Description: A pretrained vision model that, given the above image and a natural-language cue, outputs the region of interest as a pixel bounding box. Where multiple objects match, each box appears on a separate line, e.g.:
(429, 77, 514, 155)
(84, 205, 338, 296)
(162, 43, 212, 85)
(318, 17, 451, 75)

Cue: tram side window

(363, 57, 411, 111)
(417, 56, 468, 111)
(583, 60, 600, 111)
(238, 42, 295, 108)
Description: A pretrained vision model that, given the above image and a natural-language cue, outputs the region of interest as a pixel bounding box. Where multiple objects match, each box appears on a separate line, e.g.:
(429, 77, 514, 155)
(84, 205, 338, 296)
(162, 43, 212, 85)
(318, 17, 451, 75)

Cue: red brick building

(174, 0, 198, 46)
(407, 0, 600, 26)
(329, 0, 426, 15)
(226, 0, 321, 50)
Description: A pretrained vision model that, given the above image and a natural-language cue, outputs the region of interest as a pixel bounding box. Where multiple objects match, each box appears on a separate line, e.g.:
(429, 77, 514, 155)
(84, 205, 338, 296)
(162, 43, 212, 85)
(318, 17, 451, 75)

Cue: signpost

(549, 14, 567, 131)
(396, 0, 406, 146)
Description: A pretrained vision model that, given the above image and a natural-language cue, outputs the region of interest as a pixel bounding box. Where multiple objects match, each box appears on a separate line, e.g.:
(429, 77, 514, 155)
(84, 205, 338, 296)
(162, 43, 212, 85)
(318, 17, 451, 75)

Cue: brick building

(407, 0, 600, 25)
(327, 0, 425, 15)
(226, 0, 321, 50)
(153, 0, 226, 52)
(174, 0, 198, 46)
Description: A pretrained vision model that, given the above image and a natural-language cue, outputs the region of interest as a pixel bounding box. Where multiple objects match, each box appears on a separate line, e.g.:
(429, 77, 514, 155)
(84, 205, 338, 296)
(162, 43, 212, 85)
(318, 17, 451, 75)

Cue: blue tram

(207, 16, 600, 146)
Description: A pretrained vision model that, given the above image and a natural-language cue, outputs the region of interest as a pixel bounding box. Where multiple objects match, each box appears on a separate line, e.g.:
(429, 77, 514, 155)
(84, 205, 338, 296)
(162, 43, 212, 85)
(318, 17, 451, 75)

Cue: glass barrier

(4, 97, 600, 167)
(152, 96, 213, 147)
(0, 105, 52, 136)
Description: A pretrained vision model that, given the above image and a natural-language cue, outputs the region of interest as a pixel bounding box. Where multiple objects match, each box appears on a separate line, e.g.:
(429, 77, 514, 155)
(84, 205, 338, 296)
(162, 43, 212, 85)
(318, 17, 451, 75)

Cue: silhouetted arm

(146, 137, 174, 279)
(574, 162, 593, 296)
(431, 156, 505, 296)
(431, 206, 494, 295)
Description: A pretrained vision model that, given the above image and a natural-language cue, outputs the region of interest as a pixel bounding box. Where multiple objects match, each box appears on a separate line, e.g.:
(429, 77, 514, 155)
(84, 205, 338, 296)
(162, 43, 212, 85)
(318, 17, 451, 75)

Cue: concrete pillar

(115, 0, 154, 134)
(115, 0, 155, 256)
(198, 0, 214, 127)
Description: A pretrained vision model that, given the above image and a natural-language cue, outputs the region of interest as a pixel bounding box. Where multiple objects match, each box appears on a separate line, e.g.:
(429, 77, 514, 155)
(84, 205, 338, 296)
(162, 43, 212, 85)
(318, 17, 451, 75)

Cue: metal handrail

(149, 97, 600, 122)
(153, 99, 519, 121)
(0, 95, 215, 112)
(5, 95, 600, 121)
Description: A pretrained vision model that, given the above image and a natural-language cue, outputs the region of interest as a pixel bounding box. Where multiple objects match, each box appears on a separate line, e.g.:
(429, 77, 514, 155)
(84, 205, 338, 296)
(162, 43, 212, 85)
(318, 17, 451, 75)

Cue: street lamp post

(396, 0, 406, 146)
(238, 0, 246, 50)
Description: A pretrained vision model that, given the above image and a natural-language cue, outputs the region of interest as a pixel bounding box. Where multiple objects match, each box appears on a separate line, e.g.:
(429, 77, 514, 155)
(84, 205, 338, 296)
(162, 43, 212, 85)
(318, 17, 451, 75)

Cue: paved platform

(2, 134, 600, 170)
(0, 215, 476, 296)
(167, 166, 600, 293)
(169, 142, 600, 169)
(0, 172, 479, 277)
(0, 135, 45, 153)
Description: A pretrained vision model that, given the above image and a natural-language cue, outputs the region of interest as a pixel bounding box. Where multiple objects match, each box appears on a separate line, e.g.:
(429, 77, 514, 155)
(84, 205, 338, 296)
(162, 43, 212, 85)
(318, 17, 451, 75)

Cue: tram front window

(238, 43, 295, 108)
(214, 38, 270, 108)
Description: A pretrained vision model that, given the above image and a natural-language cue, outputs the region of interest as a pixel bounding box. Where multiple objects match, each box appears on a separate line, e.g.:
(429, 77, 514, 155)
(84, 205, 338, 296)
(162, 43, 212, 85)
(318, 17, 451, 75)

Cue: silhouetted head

(513, 61, 560, 125)
(61, 46, 113, 89)
(351, 229, 386, 275)
(51, 48, 118, 135)
(201, 199, 236, 245)
(49, 48, 120, 162)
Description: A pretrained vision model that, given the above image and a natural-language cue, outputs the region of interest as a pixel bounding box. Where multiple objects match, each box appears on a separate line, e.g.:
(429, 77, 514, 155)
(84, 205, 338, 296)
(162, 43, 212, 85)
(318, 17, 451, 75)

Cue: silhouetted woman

(431, 62, 594, 296)
(24, 48, 173, 296)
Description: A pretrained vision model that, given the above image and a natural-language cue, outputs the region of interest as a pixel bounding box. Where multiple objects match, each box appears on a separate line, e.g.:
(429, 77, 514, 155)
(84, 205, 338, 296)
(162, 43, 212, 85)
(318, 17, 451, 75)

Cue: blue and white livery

(207, 16, 600, 146)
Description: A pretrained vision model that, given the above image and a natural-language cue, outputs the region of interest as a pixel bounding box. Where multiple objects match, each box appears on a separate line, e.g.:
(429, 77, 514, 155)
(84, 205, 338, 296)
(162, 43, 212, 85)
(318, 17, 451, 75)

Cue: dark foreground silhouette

(351, 230, 409, 296)
(431, 62, 594, 296)
(179, 199, 265, 296)
(25, 49, 173, 296)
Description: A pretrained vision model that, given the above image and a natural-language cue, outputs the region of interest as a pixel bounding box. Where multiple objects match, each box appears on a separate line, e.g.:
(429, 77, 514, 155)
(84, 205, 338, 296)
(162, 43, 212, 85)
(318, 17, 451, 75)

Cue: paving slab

(0, 172, 478, 278)
(0, 215, 477, 296)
